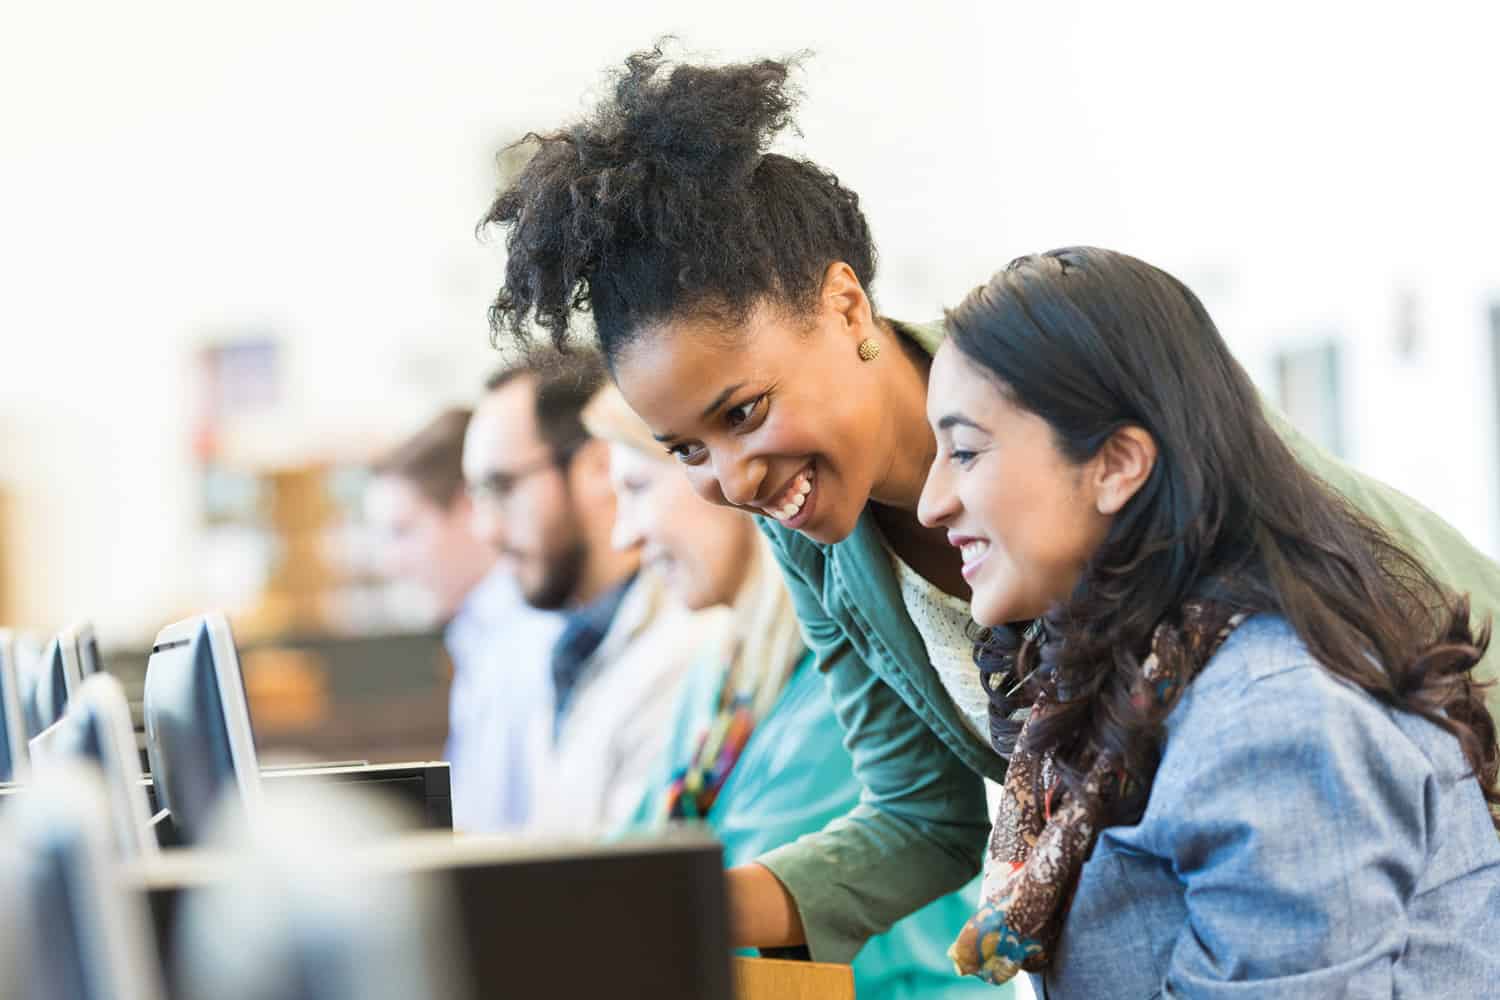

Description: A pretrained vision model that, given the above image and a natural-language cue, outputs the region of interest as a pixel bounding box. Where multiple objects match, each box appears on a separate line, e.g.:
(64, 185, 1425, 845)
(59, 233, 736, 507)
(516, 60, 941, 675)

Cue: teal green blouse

(626, 651, 1004, 998)
(754, 318, 1500, 966)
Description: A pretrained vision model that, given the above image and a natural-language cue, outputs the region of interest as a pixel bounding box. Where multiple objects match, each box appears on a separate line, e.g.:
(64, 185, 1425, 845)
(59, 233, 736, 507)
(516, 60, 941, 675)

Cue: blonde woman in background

(583, 386, 1002, 1000)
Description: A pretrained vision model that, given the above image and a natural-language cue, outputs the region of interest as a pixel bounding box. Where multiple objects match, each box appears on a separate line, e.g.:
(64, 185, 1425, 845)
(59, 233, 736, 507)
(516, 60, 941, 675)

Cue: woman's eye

(949, 449, 978, 467)
(726, 395, 763, 428)
(668, 442, 706, 464)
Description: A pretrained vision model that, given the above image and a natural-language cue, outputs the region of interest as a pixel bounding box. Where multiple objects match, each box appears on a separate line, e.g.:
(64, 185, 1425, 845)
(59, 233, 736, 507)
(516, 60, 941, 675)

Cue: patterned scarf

(950, 599, 1247, 985)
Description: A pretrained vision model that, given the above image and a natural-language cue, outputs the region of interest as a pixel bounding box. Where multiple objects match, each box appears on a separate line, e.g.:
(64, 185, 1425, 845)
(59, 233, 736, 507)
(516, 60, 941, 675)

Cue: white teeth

(960, 541, 988, 562)
(765, 465, 815, 521)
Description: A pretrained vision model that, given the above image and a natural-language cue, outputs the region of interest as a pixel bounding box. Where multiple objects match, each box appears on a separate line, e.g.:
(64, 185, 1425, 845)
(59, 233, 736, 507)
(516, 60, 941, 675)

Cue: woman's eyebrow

(699, 382, 749, 420)
(652, 381, 750, 442)
(936, 412, 988, 433)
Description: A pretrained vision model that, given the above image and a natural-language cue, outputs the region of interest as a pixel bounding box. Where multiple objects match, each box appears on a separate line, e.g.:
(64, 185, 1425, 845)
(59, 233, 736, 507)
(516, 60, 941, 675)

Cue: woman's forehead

(928, 342, 1019, 431)
(614, 316, 798, 423)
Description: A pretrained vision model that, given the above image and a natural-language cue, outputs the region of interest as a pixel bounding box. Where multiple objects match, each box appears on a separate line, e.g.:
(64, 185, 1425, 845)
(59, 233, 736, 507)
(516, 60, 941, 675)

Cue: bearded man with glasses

(463, 350, 727, 835)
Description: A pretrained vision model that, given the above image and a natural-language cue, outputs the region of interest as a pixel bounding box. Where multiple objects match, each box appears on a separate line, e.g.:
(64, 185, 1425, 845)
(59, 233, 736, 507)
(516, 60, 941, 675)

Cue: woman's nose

(917, 457, 959, 528)
(610, 500, 647, 551)
(712, 450, 766, 509)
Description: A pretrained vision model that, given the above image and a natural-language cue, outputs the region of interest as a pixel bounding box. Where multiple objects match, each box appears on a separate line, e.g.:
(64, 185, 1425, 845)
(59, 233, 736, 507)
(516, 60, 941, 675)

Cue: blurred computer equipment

(30, 673, 157, 860)
(25, 636, 77, 740)
(140, 829, 731, 1000)
(3, 762, 165, 1000)
(0, 629, 30, 783)
(142, 612, 262, 846)
(172, 781, 470, 1000)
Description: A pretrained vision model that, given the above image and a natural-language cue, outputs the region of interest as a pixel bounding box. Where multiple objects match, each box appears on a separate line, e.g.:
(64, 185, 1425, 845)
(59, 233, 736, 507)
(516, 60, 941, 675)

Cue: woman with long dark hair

(922, 247, 1499, 994)
(480, 46, 1500, 982)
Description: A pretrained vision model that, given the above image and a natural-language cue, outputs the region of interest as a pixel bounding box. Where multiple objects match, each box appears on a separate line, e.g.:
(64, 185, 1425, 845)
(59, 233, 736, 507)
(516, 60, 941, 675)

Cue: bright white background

(3, 0, 1498, 641)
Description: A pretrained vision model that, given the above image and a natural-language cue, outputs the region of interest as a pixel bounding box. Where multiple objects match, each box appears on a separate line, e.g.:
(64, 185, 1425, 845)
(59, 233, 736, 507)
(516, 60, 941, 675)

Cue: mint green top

(626, 651, 1004, 997)
(756, 319, 1500, 965)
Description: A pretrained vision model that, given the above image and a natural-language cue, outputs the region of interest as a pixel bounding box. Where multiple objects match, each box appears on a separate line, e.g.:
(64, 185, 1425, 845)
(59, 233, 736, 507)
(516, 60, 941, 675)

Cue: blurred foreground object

(174, 781, 470, 1000)
(1, 761, 165, 1000)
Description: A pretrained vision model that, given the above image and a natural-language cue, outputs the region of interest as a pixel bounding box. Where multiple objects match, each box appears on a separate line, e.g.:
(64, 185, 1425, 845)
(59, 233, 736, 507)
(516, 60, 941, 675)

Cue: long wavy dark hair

(952, 247, 1498, 828)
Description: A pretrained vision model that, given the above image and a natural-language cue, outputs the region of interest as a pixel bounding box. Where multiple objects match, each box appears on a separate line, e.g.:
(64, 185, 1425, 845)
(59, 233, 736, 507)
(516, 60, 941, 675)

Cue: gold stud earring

(857, 338, 881, 362)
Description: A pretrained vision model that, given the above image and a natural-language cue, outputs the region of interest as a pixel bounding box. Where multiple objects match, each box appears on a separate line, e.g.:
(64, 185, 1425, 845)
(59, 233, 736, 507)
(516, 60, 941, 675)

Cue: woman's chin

(970, 607, 1005, 629)
(680, 590, 716, 613)
(796, 499, 861, 545)
(970, 585, 1021, 629)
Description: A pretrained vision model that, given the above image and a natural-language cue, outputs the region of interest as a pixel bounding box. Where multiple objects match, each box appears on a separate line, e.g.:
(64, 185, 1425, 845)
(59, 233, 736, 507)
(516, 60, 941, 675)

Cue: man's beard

(525, 538, 588, 611)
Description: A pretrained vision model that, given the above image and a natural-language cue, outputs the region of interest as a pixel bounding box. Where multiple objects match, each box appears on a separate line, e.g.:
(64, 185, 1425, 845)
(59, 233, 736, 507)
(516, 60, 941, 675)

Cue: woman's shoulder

(1166, 613, 1469, 783)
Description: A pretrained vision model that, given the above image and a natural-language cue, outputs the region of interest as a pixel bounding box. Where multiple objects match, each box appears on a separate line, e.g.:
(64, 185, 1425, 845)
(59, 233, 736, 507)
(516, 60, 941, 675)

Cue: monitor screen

(29, 675, 156, 859)
(0, 632, 28, 783)
(58, 624, 91, 694)
(81, 631, 103, 679)
(27, 839, 93, 1000)
(8, 767, 164, 1000)
(27, 639, 74, 738)
(29, 715, 103, 768)
(143, 614, 260, 845)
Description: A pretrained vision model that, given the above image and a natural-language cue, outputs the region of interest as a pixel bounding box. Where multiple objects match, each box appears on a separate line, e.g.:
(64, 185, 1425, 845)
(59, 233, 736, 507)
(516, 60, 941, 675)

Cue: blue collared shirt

(443, 567, 562, 832)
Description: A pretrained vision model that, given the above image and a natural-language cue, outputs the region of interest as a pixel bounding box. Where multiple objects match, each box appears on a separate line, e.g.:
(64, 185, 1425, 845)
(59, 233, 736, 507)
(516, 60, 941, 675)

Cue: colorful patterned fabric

(950, 600, 1247, 985)
(661, 685, 756, 821)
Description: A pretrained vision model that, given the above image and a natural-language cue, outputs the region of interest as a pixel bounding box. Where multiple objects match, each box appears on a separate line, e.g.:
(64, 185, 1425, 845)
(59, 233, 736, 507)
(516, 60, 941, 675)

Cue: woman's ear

(818, 261, 873, 338)
(1093, 426, 1157, 515)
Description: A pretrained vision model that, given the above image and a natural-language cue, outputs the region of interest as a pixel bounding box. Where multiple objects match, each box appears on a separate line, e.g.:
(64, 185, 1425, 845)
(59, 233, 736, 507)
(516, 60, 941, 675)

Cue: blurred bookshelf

(180, 335, 451, 764)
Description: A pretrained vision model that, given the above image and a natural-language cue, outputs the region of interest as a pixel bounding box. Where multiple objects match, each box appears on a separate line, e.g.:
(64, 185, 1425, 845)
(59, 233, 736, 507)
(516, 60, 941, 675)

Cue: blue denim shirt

(1041, 615, 1500, 999)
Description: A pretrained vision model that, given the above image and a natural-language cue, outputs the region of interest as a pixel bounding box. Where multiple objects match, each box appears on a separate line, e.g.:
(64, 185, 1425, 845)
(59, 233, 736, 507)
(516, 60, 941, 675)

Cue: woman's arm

(727, 862, 806, 948)
(743, 523, 990, 963)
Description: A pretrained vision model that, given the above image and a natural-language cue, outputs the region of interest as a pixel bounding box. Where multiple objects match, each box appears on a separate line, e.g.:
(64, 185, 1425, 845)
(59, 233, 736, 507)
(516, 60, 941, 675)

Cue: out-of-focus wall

(2, 0, 1497, 641)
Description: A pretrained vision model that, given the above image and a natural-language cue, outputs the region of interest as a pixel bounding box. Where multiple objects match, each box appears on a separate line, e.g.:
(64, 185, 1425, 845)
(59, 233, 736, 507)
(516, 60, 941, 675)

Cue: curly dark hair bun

(609, 47, 798, 183)
(479, 42, 877, 362)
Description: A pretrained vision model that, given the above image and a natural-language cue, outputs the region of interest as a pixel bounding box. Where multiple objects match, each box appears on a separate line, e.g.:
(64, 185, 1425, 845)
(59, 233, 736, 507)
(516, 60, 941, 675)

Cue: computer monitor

(0, 630, 29, 783)
(5, 762, 164, 1000)
(143, 612, 261, 845)
(29, 674, 157, 860)
(63, 621, 105, 680)
(25, 636, 80, 740)
(141, 831, 733, 1000)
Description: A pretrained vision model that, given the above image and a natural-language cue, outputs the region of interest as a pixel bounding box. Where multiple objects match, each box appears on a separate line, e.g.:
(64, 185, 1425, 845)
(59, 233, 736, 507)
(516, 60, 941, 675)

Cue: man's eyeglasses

(466, 441, 584, 506)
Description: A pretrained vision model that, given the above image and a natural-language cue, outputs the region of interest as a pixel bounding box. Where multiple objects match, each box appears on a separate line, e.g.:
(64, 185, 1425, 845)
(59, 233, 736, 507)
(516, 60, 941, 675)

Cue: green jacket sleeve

(753, 524, 989, 964)
(1264, 402, 1500, 712)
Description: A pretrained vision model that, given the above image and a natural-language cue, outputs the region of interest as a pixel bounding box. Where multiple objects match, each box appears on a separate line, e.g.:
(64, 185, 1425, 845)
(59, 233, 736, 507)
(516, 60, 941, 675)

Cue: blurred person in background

(585, 382, 1002, 999)
(366, 408, 561, 833)
(463, 351, 722, 833)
